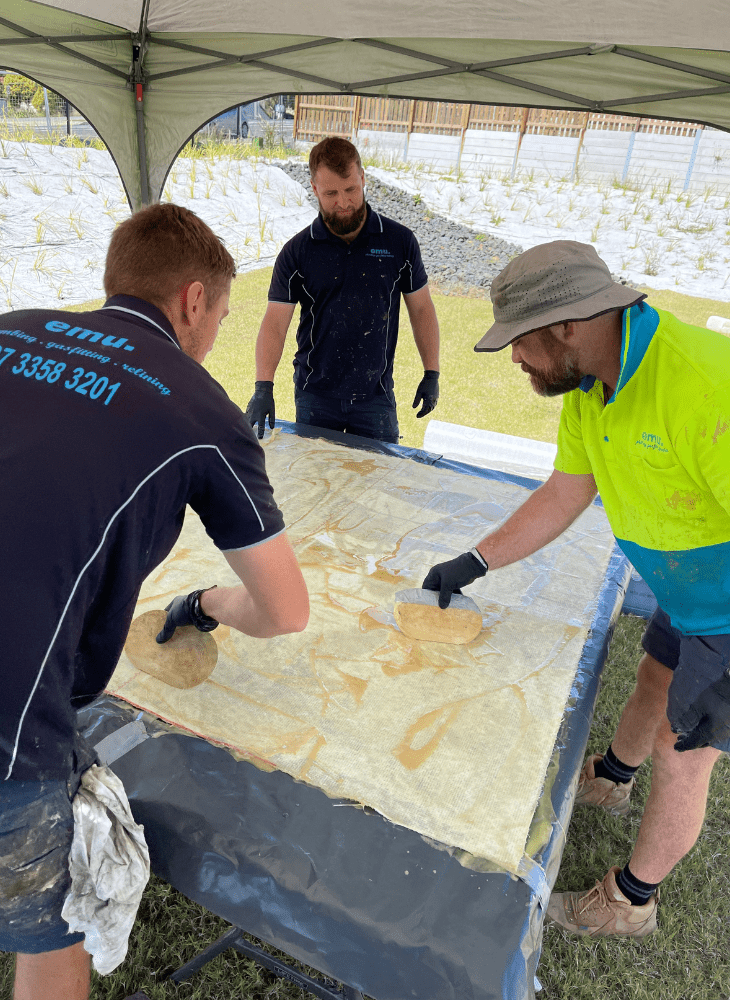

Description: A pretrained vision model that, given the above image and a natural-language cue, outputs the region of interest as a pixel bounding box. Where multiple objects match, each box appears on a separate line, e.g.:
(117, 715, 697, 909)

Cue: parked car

(206, 102, 256, 138)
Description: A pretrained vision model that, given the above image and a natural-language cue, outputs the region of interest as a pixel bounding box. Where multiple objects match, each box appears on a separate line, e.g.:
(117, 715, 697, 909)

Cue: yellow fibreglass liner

(107, 431, 615, 875)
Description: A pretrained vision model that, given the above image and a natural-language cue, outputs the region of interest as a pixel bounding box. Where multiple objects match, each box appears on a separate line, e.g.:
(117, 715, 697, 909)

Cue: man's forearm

(254, 304, 295, 381)
(408, 295, 440, 371)
(474, 471, 597, 570)
(200, 583, 306, 638)
(255, 331, 287, 381)
(413, 325, 440, 371)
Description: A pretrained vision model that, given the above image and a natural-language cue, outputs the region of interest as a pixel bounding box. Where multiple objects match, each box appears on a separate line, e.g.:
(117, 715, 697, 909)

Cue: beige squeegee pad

(124, 610, 218, 689)
(394, 589, 482, 644)
(108, 432, 617, 875)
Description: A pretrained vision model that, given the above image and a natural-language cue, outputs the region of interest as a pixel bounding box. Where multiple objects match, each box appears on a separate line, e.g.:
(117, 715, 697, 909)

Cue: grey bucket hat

(475, 241, 646, 352)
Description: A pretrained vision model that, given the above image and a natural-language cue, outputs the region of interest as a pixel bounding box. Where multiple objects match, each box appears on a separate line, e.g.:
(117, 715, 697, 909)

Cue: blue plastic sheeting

(621, 574, 659, 619)
(77, 422, 630, 1000)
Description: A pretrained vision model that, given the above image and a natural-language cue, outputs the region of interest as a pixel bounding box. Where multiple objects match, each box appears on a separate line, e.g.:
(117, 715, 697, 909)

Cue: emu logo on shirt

(44, 320, 135, 352)
(637, 431, 668, 453)
(367, 248, 393, 259)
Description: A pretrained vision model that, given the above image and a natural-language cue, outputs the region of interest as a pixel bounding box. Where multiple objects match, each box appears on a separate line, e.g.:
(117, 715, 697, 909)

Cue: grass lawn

(203, 269, 564, 447)
(2, 617, 728, 1000)
(200, 272, 730, 450)
(71, 275, 730, 450)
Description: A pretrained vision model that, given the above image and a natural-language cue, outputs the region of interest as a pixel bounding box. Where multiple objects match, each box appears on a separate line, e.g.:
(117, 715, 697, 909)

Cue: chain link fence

(0, 71, 100, 142)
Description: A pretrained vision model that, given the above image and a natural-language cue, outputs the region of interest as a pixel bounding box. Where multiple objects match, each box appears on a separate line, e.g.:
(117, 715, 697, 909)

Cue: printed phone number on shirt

(0, 347, 121, 405)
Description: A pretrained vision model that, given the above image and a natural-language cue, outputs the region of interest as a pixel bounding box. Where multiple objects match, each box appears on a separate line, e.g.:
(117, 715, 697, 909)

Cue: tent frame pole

(132, 37, 150, 207)
(131, 0, 152, 208)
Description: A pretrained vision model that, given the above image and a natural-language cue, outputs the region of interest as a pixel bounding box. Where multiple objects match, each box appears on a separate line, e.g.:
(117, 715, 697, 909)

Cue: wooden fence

(293, 96, 702, 143)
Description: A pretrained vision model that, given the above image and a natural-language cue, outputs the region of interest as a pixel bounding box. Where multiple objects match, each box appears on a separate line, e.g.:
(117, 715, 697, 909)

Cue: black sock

(594, 745, 638, 784)
(616, 864, 659, 906)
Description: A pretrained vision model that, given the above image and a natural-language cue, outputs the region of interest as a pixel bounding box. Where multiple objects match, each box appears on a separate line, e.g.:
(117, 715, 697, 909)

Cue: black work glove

(422, 549, 488, 609)
(412, 370, 440, 418)
(670, 666, 730, 752)
(246, 380, 275, 439)
(155, 587, 219, 644)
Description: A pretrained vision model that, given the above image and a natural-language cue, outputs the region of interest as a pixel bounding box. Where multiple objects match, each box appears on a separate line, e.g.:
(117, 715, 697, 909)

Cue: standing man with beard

(422, 241, 730, 939)
(245, 137, 440, 443)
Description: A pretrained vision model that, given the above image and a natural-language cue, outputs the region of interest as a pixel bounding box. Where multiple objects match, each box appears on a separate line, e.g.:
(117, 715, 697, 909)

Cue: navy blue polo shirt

(268, 204, 428, 400)
(0, 295, 284, 782)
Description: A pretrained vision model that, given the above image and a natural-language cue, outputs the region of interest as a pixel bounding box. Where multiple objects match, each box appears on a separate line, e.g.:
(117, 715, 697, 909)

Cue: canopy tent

(1, 1, 729, 209)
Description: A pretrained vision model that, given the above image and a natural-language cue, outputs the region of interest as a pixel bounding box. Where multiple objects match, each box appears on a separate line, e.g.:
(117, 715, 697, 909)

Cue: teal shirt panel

(555, 302, 730, 635)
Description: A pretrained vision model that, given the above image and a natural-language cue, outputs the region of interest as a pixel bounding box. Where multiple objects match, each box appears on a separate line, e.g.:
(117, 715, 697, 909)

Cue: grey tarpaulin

(76, 422, 630, 1000)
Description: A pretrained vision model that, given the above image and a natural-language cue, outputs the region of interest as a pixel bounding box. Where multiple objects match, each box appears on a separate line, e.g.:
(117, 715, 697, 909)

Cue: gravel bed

(276, 161, 641, 295)
(276, 161, 523, 296)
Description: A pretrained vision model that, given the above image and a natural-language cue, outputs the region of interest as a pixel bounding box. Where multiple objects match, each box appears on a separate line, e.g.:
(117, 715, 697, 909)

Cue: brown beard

(319, 198, 367, 236)
(521, 335, 583, 397)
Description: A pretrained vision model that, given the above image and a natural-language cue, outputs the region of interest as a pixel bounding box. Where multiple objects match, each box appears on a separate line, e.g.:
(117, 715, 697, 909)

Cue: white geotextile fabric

(62, 764, 150, 975)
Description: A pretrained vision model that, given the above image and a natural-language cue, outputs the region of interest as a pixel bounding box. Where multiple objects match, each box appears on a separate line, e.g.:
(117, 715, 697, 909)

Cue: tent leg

(135, 84, 151, 206)
(132, 22, 152, 208)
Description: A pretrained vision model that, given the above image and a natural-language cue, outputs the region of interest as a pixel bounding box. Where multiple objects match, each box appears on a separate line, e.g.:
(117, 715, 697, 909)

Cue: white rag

(61, 763, 150, 975)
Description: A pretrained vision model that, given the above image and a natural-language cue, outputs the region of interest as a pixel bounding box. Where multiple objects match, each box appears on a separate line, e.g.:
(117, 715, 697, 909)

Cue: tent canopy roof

(2, 1, 729, 209)
(28, 0, 730, 49)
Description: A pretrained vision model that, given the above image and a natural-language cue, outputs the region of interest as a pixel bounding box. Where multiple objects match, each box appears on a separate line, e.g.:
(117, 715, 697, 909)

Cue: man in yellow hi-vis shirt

(422, 241, 730, 938)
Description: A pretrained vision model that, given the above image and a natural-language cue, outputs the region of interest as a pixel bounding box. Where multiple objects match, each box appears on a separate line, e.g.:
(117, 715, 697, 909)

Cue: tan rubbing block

(125, 610, 218, 689)
(393, 589, 482, 644)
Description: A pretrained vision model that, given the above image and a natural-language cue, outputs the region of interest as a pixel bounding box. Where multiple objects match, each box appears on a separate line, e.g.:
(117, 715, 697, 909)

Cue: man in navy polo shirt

(245, 136, 441, 444)
(0, 203, 309, 1000)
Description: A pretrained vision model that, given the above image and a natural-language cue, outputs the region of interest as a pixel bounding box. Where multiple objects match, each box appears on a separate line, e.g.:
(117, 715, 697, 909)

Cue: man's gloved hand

(670, 666, 730, 752)
(412, 370, 440, 418)
(155, 587, 219, 644)
(422, 548, 488, 609)
(246, 381, 275, 439)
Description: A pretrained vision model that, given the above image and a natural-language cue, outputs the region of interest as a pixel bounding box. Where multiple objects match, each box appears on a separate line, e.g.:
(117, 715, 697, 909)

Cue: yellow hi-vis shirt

(554, 302, 730, 635)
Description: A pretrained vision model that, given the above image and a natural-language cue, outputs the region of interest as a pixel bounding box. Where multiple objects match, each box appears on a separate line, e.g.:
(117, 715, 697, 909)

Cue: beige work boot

(574, 753, 634, 816)
(546, 865, 659, 937)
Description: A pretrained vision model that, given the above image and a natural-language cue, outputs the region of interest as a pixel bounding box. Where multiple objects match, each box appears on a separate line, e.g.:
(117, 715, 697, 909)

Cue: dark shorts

(641, 606, 730, 673)
(642, 607, 730, 752)
(295, 389, 399, 444)
(0, 736, 99, 955)
(641, 606, 685, 671)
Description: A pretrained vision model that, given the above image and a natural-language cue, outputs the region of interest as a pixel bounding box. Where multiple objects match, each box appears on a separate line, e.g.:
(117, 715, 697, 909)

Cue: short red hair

(104, 203, 236, 309)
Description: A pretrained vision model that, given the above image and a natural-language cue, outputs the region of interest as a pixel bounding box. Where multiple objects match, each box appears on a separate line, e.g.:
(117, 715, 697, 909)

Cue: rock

(275, 161, 523, 297)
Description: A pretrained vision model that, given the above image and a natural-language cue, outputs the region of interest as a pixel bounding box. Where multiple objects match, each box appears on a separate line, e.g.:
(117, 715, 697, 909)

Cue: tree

(4, 73, 65, 116)
(4, 72, 38, 112)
